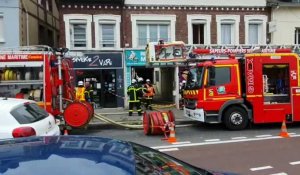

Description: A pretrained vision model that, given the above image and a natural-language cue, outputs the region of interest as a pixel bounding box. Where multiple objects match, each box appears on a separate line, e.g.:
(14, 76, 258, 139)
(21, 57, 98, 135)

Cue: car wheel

(223, 106, 248, 130)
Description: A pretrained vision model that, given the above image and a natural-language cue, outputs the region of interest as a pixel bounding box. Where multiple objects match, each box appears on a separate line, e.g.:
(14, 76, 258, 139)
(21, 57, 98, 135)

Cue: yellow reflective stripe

(247, 95, 263, 98)
(203, 68, 208, 100)
(36, 102, 51, 106)
(214, 64, 235, 67)
(211, 97, 236, 100)
(235, 64, 241, 96)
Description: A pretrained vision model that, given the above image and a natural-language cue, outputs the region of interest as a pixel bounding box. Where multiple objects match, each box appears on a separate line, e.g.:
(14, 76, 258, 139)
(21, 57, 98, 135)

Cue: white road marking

(250, 166, 273, 171)
(232, 137, 247, 140)
(151, 135, 300, 149)
(269, 173, 288, 175)
(205, 139, 220, 142)
(289, 132, 296, 135)
(290, 161, 300, 165)
(256, 135, 273, 138)
(171, 141, 191, 145)
(159, 148, 179, 152)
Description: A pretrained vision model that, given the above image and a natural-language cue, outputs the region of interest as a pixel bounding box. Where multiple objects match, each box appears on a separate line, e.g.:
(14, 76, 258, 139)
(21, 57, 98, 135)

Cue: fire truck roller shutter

(219, 100, 251, 130)
(25, 71, 30, 80)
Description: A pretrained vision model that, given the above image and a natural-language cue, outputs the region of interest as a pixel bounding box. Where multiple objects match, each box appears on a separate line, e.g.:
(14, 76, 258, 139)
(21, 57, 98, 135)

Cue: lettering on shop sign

(89, 56, 112, 67)
(247, 58, 254, 94)
(72, 56, 92, 63)
(72, 53, 122, 69)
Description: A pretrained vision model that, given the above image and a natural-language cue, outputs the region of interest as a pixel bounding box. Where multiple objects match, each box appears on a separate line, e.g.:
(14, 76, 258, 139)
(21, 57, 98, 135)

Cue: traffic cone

(279, 120, 290, 138)
(167, 123, 177, 143)
(63, 129, 69, 135)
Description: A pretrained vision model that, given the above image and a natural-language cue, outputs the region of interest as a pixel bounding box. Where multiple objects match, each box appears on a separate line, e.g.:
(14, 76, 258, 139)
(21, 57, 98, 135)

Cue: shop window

(207, 67, 231, 86)
(263, 64, 290, 104)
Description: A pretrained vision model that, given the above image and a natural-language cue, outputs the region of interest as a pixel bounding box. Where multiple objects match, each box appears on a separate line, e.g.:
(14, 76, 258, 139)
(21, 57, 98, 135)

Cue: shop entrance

(75, 69, 117, 108)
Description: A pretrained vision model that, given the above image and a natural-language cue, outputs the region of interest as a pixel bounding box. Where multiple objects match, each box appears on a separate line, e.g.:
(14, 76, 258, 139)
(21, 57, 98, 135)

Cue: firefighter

(127, 79, 142, 116)
(179, 80, 186, 110)
(75, 81, 85, 102)
(143, 79, 155, 110)
(137, 77, 147, 107)
(84, 81, 94, 103)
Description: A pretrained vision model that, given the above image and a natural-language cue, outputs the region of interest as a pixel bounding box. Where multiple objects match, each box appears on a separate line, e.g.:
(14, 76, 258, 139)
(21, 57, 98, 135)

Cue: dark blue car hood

(0, 136, 135, 175)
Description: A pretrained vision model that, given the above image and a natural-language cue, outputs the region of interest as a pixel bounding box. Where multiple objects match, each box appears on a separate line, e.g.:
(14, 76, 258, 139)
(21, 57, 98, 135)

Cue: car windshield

(10, 103, 49, 124)
(186, 67, 204, 89)
(132, 142, 210, 175)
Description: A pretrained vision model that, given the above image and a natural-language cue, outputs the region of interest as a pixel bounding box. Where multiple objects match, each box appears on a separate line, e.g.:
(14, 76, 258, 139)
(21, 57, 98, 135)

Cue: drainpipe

(21, 0, 29, 45)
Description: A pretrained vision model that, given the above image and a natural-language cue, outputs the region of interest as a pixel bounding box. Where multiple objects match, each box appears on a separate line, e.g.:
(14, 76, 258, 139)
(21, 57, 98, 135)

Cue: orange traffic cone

(63, 129, 69, 135)
(167, 123, 177, 143)
(279, 120, 290, 138)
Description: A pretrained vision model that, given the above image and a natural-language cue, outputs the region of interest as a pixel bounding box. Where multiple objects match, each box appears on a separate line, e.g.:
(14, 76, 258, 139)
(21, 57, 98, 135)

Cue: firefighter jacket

(144, 83, 155, 98)
(75, 87, 86, 101)
(84, 87, 94, 102)
(136, 82, 147, 99)
(127, 84, 140, 102)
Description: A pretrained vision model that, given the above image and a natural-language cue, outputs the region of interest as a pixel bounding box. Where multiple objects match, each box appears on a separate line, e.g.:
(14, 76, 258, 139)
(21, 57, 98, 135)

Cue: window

(208, 67, 231, 86)
(216, 15, 240, 45)
(10, 103, 49, 124)
(295, 28, 300, 44)
(131, 14, 176, 48)
(0, 15, 4, 42)
(94, 15, 121, 49)
(187, 15, 212, 45)
(63, 15, 92, 50)
(137, 24, 169, 47)
(244, 15, 267, 44)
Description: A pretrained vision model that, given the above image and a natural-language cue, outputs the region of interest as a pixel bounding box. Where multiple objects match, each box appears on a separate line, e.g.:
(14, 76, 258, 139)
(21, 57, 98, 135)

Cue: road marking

(290, 161, 300, 165)
(255, 135, 273, 138)
(151, 135, 300, 149)
(269, 173, 288, 175)
(231, 137, 247, 140)
(289, 132, 296, 135)
(205, 139, 220, 142)
(250, 166, 273, 171)
(159, 148, 179, 152)
(171, 141, 191, 145)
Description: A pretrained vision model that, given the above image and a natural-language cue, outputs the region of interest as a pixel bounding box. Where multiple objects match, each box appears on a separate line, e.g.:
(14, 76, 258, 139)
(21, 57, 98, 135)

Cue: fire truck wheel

(223, 106, 248, 130)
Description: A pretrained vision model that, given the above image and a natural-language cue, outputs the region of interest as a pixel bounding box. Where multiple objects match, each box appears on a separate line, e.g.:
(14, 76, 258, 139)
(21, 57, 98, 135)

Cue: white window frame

(94, 15, 121, 50)
(131, 14, 176, 48)
(63, 14, 92, 50)
(244, 15, 267, 45)
(187, 15, 211, 44)
(216, 15, 240, 45)
(0, 14, 4, 42)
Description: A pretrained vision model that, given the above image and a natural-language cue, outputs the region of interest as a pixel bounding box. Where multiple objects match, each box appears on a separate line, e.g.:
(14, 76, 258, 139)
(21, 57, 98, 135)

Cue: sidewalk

(89, 106, 193, 126)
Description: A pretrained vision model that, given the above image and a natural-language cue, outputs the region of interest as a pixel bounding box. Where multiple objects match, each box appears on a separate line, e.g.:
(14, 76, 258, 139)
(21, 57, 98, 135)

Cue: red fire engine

(0, 46, 93, 129)
(183, 45, 300, 130)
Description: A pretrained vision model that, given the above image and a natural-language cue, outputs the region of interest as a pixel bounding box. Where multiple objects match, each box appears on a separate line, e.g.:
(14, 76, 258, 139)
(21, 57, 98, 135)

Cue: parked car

(0, 97, 60, 139)
(0, 135, 238, 175)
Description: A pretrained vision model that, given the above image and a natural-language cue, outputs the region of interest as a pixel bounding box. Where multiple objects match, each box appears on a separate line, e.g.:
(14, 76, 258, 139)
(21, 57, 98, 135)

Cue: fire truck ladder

(0, 45, 53, 54)
(186, 44, 300, 60)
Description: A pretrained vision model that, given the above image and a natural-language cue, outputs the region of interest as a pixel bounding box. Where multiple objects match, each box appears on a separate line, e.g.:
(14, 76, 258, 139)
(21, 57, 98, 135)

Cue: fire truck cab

(183, 45, 300, 130)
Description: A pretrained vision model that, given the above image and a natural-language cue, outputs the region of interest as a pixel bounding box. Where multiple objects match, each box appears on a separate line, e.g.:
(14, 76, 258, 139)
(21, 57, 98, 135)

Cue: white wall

(271, 7, 300, 45)
(125, 0, 266, 7)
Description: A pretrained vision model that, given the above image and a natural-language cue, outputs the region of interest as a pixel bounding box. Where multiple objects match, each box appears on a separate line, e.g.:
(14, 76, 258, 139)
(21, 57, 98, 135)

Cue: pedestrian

(75, 81, 85, 102)
(127, 79, 142, 116)
(143, 79, 155, 110)
(84, 81, 94, 103)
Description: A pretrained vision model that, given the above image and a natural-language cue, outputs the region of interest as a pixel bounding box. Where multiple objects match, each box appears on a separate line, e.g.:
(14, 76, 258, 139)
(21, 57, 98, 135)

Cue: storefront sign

(0, 54, 44, 61)
(125, 49, 146, 66)
(72, 53, 122, 69)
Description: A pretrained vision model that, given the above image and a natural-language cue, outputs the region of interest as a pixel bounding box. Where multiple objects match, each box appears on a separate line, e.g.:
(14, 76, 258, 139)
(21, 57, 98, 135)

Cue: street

(74, 121, 300, 174)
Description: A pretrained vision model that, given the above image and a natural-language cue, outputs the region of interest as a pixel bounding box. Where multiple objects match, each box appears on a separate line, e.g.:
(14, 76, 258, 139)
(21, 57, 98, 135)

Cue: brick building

(58, 0, 271, 108)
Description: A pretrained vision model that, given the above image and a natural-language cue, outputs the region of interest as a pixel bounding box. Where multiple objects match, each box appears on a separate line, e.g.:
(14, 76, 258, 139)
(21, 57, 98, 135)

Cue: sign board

(125, 49, 146, 66)
(72, 53, 123, 69)
(0, 54, 45, 61)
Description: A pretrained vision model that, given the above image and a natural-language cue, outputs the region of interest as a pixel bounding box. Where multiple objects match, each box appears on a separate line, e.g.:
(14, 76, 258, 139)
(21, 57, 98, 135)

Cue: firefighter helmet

(78, 81, 84, 86)
(132, 79, 137, 84)
(146, 79, 150, 82)
(138, 77, 143, 82)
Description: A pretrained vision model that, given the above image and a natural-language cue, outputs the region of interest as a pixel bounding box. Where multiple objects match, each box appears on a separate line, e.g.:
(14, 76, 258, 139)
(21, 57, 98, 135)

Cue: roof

(0, 97, 31, 112)
(267, 0, 300, 7)
(59, 0, 124, 5)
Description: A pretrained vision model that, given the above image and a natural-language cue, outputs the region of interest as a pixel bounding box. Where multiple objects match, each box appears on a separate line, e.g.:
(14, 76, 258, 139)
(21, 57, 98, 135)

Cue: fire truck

(0, 46, 93, 130)
(183, 44, 300, 130)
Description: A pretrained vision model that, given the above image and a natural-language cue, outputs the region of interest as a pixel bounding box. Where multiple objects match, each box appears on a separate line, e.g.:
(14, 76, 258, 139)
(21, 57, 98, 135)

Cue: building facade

(0, 0, 59, 47)
(58, 0, 271, 109)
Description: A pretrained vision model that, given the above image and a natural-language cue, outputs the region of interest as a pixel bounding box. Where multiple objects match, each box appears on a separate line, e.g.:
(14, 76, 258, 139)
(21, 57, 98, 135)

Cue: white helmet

(182, 80, 186, 84)
(132, 79, 137, 83)
(138, 77, 143, 82)
(146, 79, 150, 82)
(78, 81, 84, 86)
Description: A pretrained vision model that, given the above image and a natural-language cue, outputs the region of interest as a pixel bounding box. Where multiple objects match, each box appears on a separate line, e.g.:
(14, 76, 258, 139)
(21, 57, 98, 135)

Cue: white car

(0, 97, 60, 139)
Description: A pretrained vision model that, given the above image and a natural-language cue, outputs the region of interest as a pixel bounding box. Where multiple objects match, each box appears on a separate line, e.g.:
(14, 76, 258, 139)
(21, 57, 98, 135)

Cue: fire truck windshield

(185, 67, 204, 89)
